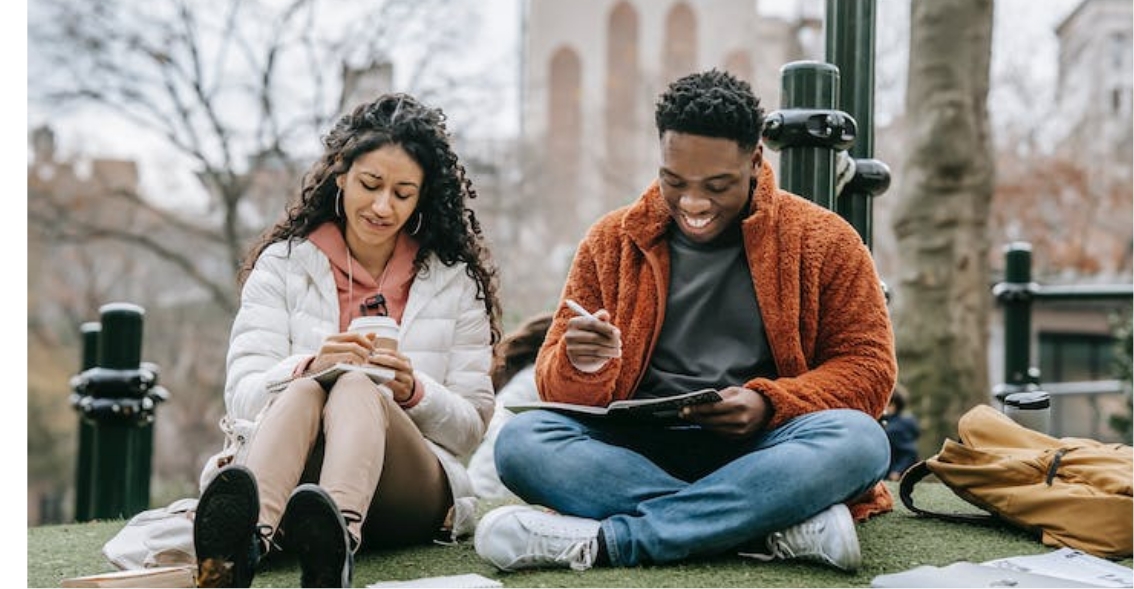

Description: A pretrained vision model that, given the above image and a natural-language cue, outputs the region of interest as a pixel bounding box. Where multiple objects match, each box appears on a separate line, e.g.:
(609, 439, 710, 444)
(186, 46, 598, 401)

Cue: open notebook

(267, 363, 395, 393)
(61, 565, 195, 588)
(507, 388, 722, 422)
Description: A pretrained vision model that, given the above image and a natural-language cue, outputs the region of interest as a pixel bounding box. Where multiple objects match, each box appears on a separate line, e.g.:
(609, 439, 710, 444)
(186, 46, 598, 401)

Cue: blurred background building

(999, 0, 1132, 442)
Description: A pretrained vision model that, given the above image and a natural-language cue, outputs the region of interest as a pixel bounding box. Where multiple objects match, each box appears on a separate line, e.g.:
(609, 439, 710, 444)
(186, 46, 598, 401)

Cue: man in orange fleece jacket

(476, 69, 897, 573)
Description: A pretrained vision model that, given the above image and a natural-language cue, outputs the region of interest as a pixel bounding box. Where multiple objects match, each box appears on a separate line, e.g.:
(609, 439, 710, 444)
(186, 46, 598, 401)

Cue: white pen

(564, 298, 598, 320)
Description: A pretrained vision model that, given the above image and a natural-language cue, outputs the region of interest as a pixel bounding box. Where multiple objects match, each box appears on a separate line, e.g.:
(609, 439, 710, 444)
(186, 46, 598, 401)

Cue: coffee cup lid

(349, 316, 395, 327)
(1005, 391, 1050, 409)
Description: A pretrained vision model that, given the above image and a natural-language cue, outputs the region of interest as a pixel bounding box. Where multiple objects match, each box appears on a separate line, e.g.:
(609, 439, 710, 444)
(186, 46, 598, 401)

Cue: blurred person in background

(881, 384, 919, 481)
(468, 312, 554, 500)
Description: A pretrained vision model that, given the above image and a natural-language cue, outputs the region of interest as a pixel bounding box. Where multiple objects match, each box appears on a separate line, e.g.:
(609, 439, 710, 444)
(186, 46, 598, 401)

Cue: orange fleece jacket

(535, 161, 898, 520)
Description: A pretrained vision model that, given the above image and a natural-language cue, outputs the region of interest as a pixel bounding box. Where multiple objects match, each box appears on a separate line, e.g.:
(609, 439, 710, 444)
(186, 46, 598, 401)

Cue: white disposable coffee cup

(1003, 391, 1052, 435)
(348, 316, 399, 350)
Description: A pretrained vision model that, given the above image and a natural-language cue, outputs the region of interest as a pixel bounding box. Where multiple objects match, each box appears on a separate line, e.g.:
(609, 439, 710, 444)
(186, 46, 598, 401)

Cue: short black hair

(654, 69, 765, 151)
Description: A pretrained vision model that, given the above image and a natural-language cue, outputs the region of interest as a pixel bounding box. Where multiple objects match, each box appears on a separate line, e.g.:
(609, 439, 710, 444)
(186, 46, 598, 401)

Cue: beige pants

(243, 371, 452, 549)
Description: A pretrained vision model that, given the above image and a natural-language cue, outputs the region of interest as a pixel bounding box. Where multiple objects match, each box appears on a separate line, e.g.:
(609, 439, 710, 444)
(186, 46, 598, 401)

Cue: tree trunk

(893, 0, 995, 457)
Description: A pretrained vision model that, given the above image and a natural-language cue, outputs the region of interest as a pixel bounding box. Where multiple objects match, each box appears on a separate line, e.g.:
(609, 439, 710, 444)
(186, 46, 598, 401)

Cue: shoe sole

(194, 466, 259, 588)
(282, 484, 352, 588)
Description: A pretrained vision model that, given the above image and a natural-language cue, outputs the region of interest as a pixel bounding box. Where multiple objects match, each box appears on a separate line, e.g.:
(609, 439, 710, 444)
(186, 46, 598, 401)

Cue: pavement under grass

(27, 481, 1132, 587)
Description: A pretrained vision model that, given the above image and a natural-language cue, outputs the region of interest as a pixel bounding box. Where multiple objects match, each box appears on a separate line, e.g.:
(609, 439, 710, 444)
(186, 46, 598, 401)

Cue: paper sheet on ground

(367, 573, 502, 588)
(983, 548, 1132, 588)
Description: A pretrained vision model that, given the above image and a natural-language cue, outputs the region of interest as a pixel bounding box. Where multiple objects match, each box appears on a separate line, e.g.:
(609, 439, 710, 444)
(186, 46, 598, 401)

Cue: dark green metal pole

(777, 61, 841, 210)
(826, 0, 877, 248)
(992, 243, 1038, 403)
(99, 304, 143, 369)
(89, 303, 152, 519)
(990, 242, 1131, 406)
(72, 322, 100, 522)
(1003, 244, 1034, 387)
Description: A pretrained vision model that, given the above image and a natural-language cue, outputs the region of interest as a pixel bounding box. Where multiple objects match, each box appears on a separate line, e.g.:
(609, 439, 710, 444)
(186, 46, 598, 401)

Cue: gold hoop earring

(409, 212, 423, 236)
(335, 187, 344, 218)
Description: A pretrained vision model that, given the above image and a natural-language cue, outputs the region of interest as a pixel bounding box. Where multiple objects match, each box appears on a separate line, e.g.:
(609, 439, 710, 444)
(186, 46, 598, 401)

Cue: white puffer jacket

(200, 239, 494, 541)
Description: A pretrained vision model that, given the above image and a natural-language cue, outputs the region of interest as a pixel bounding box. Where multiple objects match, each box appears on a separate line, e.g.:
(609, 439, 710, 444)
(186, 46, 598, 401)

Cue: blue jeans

(494, 409, 889, 566)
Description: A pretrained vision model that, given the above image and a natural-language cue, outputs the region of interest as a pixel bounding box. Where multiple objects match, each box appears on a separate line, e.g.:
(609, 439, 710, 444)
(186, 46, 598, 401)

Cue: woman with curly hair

(193, 93, 502, 588)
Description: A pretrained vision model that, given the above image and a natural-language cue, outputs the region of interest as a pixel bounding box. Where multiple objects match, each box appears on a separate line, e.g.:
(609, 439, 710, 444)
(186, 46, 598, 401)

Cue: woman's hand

(679, 386, 772, 439)
(367, 348, 416, 403)
(308, 332, 375, 374)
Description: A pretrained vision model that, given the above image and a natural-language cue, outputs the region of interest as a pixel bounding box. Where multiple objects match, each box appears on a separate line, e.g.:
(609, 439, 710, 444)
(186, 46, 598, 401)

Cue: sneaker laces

(526, 524, 596, 571)
(341, 509, 363, 554)
(257, 524, 282, 556)
(741, 518, 826, 562)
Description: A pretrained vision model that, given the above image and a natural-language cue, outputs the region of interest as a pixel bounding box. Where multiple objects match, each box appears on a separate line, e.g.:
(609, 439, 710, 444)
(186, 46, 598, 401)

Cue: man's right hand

(564, 309, 622, 373)
(680, 386, 771, 439)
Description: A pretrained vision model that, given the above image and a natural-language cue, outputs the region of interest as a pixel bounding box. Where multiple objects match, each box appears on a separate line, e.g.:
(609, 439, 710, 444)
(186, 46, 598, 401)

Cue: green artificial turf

(27, 481, 1132, 587)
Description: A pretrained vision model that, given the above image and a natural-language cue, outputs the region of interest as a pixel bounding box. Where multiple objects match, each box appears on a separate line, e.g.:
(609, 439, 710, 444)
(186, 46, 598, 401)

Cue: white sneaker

(739, 503, 861, 572)
(475, 505, 601, 571)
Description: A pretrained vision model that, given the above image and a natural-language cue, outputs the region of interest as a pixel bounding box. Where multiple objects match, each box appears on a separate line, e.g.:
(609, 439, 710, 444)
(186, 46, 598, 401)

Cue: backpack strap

(898, 460, 999, 525)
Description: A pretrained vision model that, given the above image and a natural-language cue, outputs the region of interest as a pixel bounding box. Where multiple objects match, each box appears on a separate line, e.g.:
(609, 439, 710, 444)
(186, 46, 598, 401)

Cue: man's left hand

(680, 386, 771, 439)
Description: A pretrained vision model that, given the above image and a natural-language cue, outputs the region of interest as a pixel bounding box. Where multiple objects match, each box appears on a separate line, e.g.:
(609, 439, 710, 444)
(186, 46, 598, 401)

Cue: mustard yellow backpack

(899, 404, 1133, 559)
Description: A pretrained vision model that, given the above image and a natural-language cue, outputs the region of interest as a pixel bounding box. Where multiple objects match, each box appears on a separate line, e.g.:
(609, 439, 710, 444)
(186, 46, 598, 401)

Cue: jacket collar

(291, 238, 463, 330)
(401, 257, 459, 328)
(289, 239, 340, 306)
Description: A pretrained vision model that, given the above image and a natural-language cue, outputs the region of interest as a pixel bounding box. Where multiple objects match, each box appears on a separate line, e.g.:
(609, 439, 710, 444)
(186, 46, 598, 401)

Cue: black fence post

(992, 242, 1038, 404)
(825, 0, 891, 249)
(763, 60, 853, 211)
(70, 303, 169, 521)
(71, 321, 101, 522)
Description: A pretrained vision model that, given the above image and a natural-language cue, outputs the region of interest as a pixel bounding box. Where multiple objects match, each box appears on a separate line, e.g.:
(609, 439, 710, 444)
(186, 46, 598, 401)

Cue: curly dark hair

(241, 93, 502, 343)
(654, 69, 765, 151)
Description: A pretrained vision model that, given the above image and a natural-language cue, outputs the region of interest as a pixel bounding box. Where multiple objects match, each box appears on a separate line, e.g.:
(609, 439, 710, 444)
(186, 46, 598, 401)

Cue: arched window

(547, 46, 583, 220)
(663, 3, 697, 84)
(605, 1, 640, 205)
(723, 50, 753, 86)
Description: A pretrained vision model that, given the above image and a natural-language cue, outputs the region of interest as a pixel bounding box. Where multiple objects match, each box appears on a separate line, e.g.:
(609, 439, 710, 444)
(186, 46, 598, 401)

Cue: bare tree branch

(29, 195, 237, 313)
(28, 0, 496, 515)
